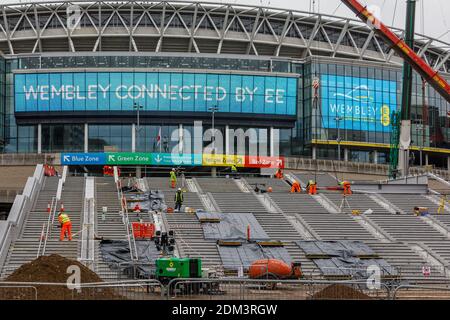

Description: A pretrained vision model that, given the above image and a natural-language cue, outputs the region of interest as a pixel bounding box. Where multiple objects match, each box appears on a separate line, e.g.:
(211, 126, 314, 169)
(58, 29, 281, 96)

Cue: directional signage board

(60, 152, 284, 168)
(202, 154, 245, 167)
(106, 153, 151, 165)
(61, 153, 106, 165)
(245, 156, 285, 169)
(150, 153, 202, 166)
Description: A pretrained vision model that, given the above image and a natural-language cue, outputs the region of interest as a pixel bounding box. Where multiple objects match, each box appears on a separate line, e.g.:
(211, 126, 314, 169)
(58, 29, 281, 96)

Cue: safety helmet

(178, 188, 182, 191)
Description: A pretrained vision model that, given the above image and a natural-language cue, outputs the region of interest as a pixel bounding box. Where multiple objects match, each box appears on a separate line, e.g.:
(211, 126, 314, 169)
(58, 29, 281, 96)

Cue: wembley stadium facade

(0, 0, 450, 168)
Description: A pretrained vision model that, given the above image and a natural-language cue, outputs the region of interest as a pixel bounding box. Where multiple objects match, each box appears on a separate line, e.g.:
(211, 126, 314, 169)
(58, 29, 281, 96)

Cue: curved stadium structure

(0, 0, 449, 167)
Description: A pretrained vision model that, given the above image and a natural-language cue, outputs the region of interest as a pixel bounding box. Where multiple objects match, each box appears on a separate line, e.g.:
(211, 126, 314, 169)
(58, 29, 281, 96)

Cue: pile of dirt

(0, 254, 124, 300)
(312, 284, 372, 300)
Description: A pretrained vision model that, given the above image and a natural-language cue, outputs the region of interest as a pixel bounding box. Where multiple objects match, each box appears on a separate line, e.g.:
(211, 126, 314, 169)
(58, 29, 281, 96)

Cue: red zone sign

(245, 156, 285, 169)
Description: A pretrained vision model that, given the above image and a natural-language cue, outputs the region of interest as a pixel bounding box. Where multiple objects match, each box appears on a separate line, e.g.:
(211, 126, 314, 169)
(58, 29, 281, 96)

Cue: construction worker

(231, 164, 237, 174)
(133, 203, 142, 213)
(290, 181, 301, 193)
(275, 169, 284, 179)
(414, 206, 429, 216)
(170, 168, 177, 189)
(340, 180, 352, 195)
(174, 188, 184, 212)
(58, 211, 72, 241)
(307, 180, 317, 195)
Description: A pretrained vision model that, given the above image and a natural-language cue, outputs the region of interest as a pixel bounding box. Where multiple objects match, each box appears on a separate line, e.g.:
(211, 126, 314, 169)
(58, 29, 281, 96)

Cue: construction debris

(0, 254, 124, 300)
(312, 284, 372, 300)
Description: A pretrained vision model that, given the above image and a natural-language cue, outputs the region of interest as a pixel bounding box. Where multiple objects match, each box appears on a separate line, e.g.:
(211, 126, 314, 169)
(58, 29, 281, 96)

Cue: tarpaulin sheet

(122, 186, 142, 193)
(99, 240, 161, 278)
(295, 240, 377, 258)
(218, 243, 292, 270)
(149, 190, 166, 211)
(197, 212, 269, 240)
(315, 257, 398, 278)
(295, 240, 397, 279)
(126, 190, 167, 212)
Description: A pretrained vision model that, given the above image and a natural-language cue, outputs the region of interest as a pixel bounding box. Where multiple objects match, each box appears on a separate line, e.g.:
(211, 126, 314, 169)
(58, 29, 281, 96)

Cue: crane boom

(341, 0, 450, 104)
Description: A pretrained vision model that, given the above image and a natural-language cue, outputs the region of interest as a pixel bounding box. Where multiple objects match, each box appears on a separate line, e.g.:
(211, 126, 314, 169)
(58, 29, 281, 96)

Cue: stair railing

(37, 196, 57, 257)
(114, 167, 138, 261)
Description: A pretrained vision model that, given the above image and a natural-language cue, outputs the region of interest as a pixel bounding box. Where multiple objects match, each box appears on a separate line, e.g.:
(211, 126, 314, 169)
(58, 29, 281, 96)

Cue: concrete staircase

(0, 176, 84, 279)
(210, 192, 301, 241)
(195, 177, 242, 193)
(366, 215, 449, 242)
(382, 194, 443, 215)
(269, 193, 331, 214)
(323, 193, 392, 214)
(94, 176, 156, 281)
(164, 213, 222, 267)
(296, 213, 379, 242)
(244, 177, 290, 193)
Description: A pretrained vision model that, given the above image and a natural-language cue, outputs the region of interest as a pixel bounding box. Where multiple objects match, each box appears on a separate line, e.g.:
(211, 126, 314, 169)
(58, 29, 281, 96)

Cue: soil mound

(312, 284, 372, 300)
(0, 254, 124, 300)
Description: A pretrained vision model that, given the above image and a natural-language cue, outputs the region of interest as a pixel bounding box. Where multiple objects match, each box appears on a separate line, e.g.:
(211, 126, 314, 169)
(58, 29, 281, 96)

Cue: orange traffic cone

(47, 202, 51, 213)
(60, 202, 65, 212)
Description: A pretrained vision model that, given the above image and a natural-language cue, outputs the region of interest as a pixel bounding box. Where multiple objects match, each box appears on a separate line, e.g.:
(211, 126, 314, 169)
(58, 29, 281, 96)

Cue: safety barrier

(0, 153, 55, 166)
(166, 278, 392, 300)
(2, 279, 450, 300)
(284, 157, 389, 176)
(0, 280, 163, 300)
(392, 285, 450, 300)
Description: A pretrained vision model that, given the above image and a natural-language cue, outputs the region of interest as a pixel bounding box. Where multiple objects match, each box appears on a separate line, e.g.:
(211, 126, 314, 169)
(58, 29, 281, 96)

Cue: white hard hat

(178, 188, 182, 191)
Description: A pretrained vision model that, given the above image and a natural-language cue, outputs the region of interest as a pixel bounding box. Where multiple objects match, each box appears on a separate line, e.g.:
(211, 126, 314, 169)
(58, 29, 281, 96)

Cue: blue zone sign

(15, 72, 298, 116)
(321, 74, 398, 132)
(61, 153, 106, 165)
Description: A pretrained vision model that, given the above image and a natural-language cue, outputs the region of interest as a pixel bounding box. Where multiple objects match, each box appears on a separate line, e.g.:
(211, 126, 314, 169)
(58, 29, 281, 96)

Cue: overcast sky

(0, 0, 449, 43)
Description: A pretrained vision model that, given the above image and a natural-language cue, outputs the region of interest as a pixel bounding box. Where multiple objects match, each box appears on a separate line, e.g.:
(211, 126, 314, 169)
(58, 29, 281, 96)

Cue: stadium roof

(0, 0, 449, 73)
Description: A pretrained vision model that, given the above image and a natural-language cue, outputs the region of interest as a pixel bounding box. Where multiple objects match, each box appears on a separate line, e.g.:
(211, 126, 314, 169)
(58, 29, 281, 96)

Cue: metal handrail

(37, 196, 57, 257)
(42, 196, 58, 256)
(114, 171, 138, 261)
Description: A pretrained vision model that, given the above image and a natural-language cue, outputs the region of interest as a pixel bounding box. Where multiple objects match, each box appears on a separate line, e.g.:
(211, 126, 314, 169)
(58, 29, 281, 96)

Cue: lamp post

(133, 102, 143, 152)
(335, 116, 343, 165)
(208, 105, 219, 154)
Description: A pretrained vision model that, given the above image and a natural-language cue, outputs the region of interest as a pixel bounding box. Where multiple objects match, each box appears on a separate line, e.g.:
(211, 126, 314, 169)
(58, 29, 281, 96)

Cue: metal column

(225, 125, 230, 155)
(84, 123, 88, 153)
(131, 123, 136, 152)
(37, 124, 42, 154)
(270, 127, 279, 157)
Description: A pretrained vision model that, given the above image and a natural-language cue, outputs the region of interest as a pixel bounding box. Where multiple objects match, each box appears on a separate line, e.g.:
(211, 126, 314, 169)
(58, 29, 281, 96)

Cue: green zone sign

(151, 153, 202, 166)
(106, 153, 151, 165)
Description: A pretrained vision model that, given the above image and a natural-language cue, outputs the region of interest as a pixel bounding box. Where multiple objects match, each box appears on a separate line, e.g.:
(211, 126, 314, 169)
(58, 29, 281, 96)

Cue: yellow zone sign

(202, 154, 245, 167)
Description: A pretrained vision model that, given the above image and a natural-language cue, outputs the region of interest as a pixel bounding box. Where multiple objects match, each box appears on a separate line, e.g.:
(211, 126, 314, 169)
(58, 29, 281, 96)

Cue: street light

(335, 116, 343, 164)
(133, 102, 144, 152)
(208, 105, 219, 154)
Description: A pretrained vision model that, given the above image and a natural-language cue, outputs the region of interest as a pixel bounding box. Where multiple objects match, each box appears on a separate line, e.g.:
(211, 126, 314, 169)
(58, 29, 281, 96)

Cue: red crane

(341, 0, 450, 104)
